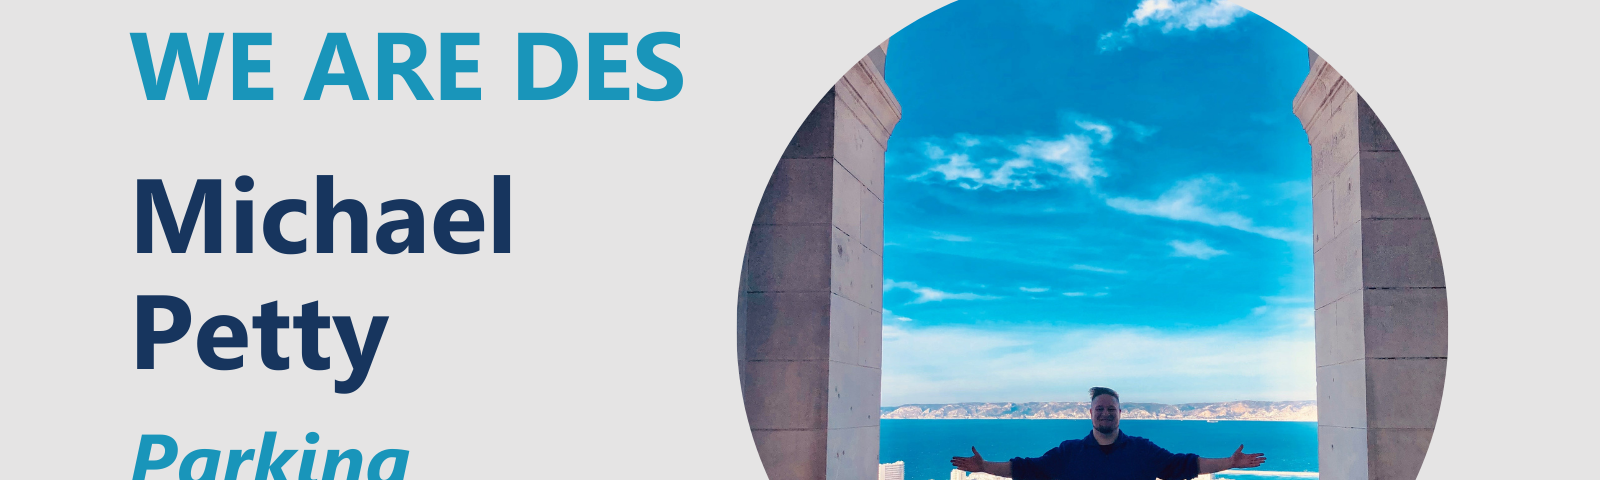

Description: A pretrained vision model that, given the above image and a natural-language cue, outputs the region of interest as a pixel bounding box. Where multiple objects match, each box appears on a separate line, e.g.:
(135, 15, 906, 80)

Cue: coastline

(880, 417, 1315, 422)
(880, 400, 1317, 422)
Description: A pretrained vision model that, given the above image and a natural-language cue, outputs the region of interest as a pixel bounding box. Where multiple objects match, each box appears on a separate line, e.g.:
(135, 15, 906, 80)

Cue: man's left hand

(1229, 445, 1266, 469)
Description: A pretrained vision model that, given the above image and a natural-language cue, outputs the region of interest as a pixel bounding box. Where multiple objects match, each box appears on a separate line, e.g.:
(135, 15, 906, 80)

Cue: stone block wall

(1295, 50, 1448, 480)
(738, 43, 899, 480)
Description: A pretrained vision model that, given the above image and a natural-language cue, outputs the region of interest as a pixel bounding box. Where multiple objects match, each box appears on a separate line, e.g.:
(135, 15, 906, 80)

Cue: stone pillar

(738, 43, 898, 480)
(1295, 51, 1448, 480)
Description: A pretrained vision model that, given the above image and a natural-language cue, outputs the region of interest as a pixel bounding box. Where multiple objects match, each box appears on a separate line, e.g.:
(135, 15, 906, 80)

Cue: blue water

(881, 419, 1317, 480)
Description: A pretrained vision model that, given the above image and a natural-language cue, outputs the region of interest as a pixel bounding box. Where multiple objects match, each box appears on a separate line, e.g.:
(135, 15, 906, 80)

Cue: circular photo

(736, 2, 1446, 480)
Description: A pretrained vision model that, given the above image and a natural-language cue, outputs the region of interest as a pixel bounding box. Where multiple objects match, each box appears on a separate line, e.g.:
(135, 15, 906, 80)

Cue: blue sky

(879, 0, 1314, 406)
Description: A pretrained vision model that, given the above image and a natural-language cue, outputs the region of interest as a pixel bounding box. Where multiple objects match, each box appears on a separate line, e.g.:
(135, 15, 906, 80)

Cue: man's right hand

(951, 447, 986, 473)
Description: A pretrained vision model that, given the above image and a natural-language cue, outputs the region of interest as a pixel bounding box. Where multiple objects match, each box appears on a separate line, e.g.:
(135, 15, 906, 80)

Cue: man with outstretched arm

(951, 387, 1266, 480)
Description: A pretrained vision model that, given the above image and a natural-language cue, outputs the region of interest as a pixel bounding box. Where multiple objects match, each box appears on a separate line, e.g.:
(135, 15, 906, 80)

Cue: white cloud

(1261, 295, 1311, 304)
(884, 279, 918, 291)
(931, 232, 973, 242)
(881, 323, 1315, 405)
(1061, 291, 1109, 297)
(884, 309, 916, 322)
(1130, 0, 1248, 31)
(1099, 0, 1250, 52)
(1097, 31, 1135, 52)
(1070, 264, 1126, 274)
(1020, 287, 1050, 293)
(1075, 120, 1114, 144)
(1248, 297, 1314, 329)
(1106, 176, 1309, 243)
(1121, 121, 1158, 141)
(912, 124, 1113, 190)
(884, 279, 998, 305)
(1170, 239, 1227, 259)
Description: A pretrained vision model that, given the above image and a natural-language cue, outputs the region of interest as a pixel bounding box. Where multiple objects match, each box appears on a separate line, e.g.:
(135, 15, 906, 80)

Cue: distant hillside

(881, 400, 1315, 421)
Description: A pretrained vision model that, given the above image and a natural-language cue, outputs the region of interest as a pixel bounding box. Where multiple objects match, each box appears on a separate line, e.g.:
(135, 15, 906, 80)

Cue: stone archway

(736, 46, 1446, 480)
(1295, 50, 1447, 480)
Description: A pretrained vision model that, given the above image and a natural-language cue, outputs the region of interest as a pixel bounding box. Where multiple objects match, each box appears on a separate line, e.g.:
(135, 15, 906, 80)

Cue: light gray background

(0, 0, 1593, 479)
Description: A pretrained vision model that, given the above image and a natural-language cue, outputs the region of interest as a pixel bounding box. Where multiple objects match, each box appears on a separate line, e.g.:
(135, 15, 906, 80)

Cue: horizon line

(883, 399, 1317, 408)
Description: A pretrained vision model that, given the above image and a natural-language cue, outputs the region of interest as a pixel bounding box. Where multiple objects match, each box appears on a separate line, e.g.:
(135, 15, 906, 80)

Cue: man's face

(1091, 394, 1120, 435)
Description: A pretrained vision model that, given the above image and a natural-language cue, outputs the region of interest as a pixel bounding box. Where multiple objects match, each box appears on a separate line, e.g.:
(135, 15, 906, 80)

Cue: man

(950, 387, 1266, 480)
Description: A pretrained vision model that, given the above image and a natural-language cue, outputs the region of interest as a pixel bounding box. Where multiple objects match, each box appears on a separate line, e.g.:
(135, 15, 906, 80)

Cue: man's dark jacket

(1009, 431, 1201, 480)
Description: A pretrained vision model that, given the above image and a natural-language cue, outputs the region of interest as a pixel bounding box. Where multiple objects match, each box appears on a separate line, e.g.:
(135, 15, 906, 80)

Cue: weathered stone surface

(1327, 151, 1362, 249)
(831, 161, 863, 239)
(746, 224, 832, 292)
(755, 158, 835, 226)
(783, 90, 835, 159)
(859, 247, 883, 312)
(1360, 219, 1445, 289)
(1318, 425, 1370, 480)
(829, 294, 882, 369)
(833, 58, 896, 201)
(738, 257, 748, 371)
(837, 58, 900, 144)
(744, 291, 831, 362)
(1317, 360, 1368, 429)
(830, 227, 881, 311)
(833, 102, 886, 201)
(1358, 96, 1400, 152)
(827, 362, 881, 429)
(824, 425, 879, 480)
(1315, 221, 1363, 310)
(1301, 51, 1447, 480)
(752, 429, 828, 480)
(1365, 359, 1445, 430)
(1363, 288, 1448, 359)
(865, 45, 887, 77)
(1367, 428, 1433, 480)
(1315, 290, 1365, 368)
(742, 360, 829, 430)
(742, 51, 898, 480)
(1312, 180, 1334, 253)
(859, 184, 884, 255)
(1359, 151, 1429, 220)
(1309, 87, 1359, 191)
(1293, 58, 1338, 127)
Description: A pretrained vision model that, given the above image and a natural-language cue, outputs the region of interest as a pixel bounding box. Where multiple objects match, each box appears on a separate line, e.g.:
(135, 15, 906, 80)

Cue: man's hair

(1089, 386, 1119, 402)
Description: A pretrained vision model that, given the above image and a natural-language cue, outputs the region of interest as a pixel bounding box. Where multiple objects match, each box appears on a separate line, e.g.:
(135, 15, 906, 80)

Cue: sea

(881, 419, 1318, 480)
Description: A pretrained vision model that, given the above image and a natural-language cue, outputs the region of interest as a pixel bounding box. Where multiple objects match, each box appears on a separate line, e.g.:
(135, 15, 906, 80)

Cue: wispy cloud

(1063, 292, 1087, 297)
(1019, 287, 1050, 293)
(931, 232, 973, 242)
(1122, 121, 1158, 141)
(1070, 264, 1127, 274)
(1106, 176, 1309, 243)
(910, 121, 1114, 190)
(1249, 296, 1314, 329)
(1170, 239, 1227, 259)
(885, 279, 999, 305)
(1098, 0, 1250, 52)
(1075, 120, 1114, 144)
(882, 323, 1315, 405)
(884, 309, 916, 322)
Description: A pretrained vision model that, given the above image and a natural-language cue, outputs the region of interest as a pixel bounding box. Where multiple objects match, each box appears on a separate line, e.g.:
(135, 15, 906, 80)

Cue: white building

(950, 469, 1007, 480)
(948, 469, 1224, 480)
(879, 461, 904, 480)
